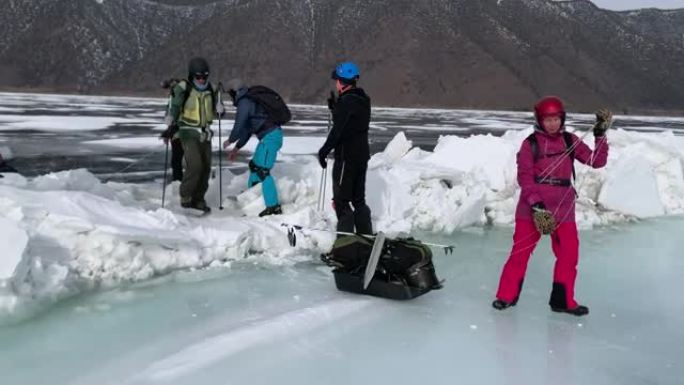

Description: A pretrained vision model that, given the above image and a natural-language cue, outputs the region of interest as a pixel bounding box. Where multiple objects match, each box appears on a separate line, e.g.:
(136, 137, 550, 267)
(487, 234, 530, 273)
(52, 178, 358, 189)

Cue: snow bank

(0, 167, 332, 318)
(1, 127, 683, 318)
(361, 128, 684, 233)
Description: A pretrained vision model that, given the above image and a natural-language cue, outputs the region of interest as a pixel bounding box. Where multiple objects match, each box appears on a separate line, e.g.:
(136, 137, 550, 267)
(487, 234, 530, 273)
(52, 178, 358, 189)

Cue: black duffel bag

(323, 235, 443, 299)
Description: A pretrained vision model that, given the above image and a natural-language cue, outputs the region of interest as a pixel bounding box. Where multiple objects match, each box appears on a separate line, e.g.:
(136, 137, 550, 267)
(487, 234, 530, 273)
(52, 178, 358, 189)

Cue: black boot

(551, 305, 589, 316)
(493, 279, 523, 311)
(194, 200, 211, 213)
(492, 299, 515, 310)
(549, 282, 588, 316)
(182, 200, 211, 213)
(259, 204, 282, 217)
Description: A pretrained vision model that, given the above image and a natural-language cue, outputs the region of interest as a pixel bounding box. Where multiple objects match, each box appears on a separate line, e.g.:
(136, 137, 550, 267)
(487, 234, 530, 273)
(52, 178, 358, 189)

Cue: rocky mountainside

(1, 0, 682, 113)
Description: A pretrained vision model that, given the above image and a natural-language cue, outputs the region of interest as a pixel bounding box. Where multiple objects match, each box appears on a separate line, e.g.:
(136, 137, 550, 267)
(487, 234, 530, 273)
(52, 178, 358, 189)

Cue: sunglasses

(194, 73, 209, 80)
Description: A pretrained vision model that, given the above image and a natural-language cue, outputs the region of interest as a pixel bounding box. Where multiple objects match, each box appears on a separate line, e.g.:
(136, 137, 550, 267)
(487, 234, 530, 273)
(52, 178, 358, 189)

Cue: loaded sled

(322, 233, 443, 300)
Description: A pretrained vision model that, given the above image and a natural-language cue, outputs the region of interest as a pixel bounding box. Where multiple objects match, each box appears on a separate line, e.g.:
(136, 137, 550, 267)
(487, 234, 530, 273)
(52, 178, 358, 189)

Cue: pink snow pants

(495, 220, 580, 309)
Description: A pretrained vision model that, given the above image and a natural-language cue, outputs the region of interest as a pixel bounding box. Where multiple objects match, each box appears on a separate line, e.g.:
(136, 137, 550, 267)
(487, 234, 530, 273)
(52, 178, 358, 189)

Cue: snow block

(598, 154, 665, 218)
(369, 131, 413, 168)
(0, 217, 28, 281)
(425, 135, 516, 191)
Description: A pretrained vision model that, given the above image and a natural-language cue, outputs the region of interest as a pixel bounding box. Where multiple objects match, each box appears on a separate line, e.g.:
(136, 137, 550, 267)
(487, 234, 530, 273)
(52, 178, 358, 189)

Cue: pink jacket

(515, 127, 609, 223)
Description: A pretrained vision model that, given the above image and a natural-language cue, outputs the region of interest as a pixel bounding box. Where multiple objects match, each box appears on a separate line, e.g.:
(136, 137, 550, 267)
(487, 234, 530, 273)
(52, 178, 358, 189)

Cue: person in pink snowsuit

(493, 96, 610, 316)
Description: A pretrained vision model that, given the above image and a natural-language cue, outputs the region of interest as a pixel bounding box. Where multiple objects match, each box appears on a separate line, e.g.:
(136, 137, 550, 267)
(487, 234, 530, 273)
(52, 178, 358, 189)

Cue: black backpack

(245, 86, 292, 127)
(526, 131, 576, 181)
(165, 79, 217, 115)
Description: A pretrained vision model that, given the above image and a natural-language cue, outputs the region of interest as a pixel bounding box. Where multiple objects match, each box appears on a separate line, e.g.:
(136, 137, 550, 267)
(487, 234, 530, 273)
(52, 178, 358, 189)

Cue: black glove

(593, 108, 612, 137)
(531, 202, 546, 212)
(327, 91, 337, 112)
(160, 124, 178, 139)
(317, 149, 328, 169)
(228, 89, 237, 106)
(160, 78, 180, 90)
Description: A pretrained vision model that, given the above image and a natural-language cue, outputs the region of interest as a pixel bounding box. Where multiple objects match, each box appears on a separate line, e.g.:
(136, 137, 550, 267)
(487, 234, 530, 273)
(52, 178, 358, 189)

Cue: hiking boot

(551, 305, 589, 316)
(492, 299, 515, 311)
(259, 204, 282, 217)
(194, 200, 210, 212)
(548, 283, 587, 316)
(182, 200, 211, 213)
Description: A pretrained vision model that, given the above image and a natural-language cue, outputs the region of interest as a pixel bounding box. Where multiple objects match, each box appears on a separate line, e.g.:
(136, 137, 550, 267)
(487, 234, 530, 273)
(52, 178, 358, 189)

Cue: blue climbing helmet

(331, 62, 360, 84)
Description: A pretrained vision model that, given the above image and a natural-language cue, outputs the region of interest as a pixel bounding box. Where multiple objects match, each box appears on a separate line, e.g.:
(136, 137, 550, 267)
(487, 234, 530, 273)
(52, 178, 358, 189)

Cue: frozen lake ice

(1, 219, 682, 385)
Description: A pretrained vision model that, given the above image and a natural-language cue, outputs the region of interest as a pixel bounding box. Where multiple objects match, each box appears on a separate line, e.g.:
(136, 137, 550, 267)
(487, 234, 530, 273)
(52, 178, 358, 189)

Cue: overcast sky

(591, 0, 684, 10)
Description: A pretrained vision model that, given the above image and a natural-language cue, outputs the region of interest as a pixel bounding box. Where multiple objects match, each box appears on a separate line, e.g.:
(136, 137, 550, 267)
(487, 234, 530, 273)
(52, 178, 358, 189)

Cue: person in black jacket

(318, 62, 373, 235)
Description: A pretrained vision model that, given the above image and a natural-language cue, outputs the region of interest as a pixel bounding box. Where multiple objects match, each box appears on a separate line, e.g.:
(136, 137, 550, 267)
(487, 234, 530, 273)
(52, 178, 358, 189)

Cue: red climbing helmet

(534, 96, 566, 128)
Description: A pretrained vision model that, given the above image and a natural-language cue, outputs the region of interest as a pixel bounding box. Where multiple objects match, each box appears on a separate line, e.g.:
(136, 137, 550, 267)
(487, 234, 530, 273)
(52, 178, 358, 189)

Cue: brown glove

(593, 108, 613, 137)
(532, 202, 556, 235)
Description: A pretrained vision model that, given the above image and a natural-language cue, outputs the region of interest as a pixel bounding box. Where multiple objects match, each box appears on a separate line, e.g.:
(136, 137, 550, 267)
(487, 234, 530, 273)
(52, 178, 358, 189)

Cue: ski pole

(281, 223, 455, 255)
(318, 110, 332, 211)
(160, 80, 175, 208)
(162, 141, 169, 208)
(217, 81, 224, 210)
(317, 167, 326, 211)
(322, 111, 331, 208)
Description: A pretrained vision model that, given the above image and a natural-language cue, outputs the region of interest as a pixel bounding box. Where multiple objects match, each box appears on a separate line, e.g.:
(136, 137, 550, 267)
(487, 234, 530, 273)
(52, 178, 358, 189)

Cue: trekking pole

(318, 110, 332, 211)
(162, 141, 169, 208)
(217, 81, 224, 210)
(281, 223, 456, 255)
(317, 167, 326, 211)
(159, 80, 176, 208)
(322, 167, 328, 209)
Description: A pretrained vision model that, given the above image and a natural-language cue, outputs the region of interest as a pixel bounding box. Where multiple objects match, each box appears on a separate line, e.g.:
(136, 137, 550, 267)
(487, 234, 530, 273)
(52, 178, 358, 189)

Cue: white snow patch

(0, 115, 159, 132)
(86, 135, 325, 155)
(226, 136, 325, 155)
(85, 137, 164, 150)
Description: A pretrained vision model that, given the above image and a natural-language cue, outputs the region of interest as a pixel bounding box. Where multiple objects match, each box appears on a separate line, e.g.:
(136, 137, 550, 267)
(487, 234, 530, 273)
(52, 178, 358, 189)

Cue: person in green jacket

(161, 57, 224, 213)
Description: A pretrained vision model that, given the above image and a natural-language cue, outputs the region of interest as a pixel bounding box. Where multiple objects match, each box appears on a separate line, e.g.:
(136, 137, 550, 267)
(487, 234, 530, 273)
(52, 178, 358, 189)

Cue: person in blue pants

(247, 129, 283, 210)
(223, 79, 285, 217)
